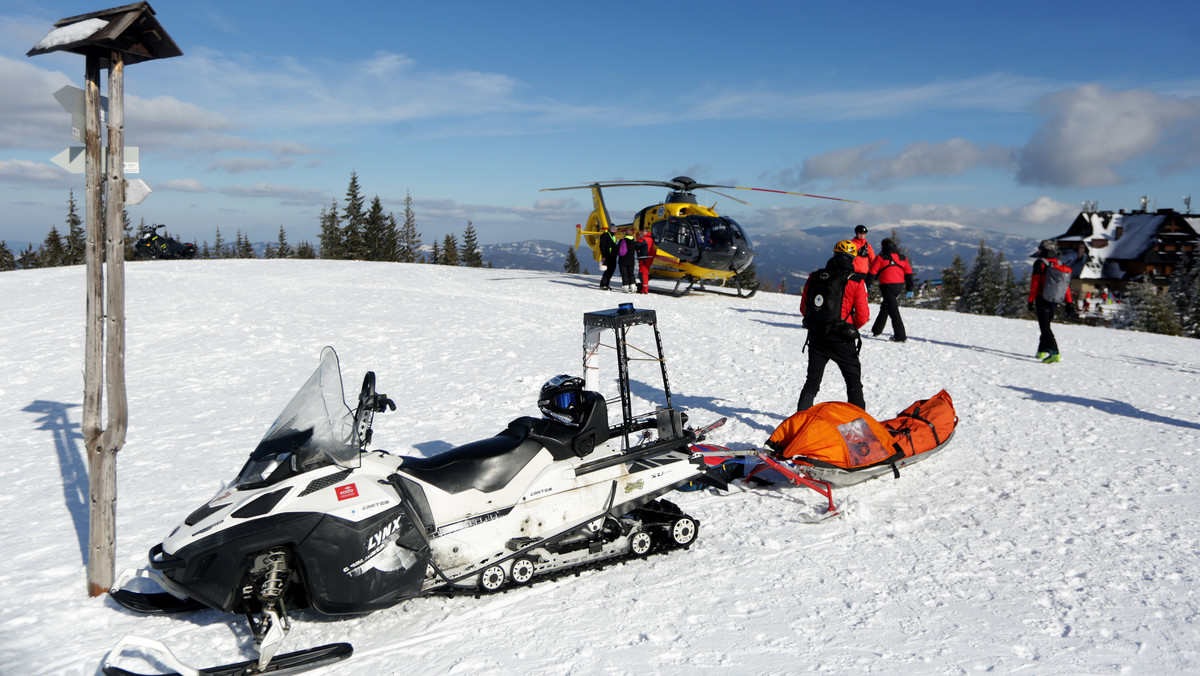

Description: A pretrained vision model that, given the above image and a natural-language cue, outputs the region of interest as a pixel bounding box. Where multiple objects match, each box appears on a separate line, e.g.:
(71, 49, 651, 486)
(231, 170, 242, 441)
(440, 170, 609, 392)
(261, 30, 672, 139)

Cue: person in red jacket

(851, 224, 875, 274)
(797, 240, 870, 412)
(1028, 239, 1072, 363)
(866, 238, 915, 342)
(635, 229, 656, 294)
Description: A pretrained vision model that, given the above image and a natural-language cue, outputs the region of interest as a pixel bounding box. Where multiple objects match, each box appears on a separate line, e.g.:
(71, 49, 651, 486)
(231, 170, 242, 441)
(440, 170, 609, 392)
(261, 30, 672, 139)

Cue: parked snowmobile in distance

(133, 223, 196, 260)
(106, 306, 720, 676)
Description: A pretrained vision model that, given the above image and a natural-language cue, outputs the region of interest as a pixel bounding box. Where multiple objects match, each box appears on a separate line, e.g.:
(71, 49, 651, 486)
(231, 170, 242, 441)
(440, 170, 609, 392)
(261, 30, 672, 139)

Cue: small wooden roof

(26, 2, 182, 65)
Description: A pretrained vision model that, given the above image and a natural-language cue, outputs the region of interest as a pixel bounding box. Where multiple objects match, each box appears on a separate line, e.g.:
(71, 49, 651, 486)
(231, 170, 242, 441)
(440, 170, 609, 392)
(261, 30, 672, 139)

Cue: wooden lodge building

(1050, 200, 1199, 294)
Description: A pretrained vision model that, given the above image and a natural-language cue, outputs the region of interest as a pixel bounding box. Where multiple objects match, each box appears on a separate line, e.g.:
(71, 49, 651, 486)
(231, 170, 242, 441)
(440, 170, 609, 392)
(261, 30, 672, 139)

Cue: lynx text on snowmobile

(106, 306, 723, 676)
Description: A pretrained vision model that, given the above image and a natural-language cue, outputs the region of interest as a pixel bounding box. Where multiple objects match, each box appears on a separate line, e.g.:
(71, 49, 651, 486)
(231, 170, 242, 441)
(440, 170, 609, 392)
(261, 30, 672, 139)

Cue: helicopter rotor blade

(541, 180, 857, 203)
(540, 180, 680, 192)
(728, 186, 858, 203)
(701, 188, 752, 206)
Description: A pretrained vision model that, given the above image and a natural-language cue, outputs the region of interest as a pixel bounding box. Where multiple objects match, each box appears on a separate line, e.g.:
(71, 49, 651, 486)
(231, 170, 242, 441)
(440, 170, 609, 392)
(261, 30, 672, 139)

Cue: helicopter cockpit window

(664, 217, 694, 247)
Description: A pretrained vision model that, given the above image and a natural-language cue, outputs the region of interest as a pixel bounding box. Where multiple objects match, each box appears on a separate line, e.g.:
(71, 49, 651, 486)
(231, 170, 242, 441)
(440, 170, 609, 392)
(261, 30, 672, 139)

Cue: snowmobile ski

(110, 589, 208, 615)
(102, 636, 352, 676)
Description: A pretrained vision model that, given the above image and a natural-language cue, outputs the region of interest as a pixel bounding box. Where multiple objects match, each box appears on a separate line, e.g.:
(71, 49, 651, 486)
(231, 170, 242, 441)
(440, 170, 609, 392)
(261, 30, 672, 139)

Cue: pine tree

(341, 172, 366, 260)
(295, 241, 317, 259)
(361, 196, 398, 262)
(318, 200, 343, 259)
(1116, 280, 1182, 335)
(564, 246, 581, 273)
(460, 221, 483, 267)
(998, 257, 1027, 317)
(16, 244, 39, 269)
(939, 254, 966, 311)
(64, 190, 85, 265)
(956, 240, 1008, 315)
(235, 231, 256, 258)
(274, 225, 293, 259)
(429, 240, 442, 265)
(120, 209, 134, 261)
(0, 240, 15, 271)
(212, 227, 226, 259)
(397, 191, 423, 263)
(441, 233, 459, 266)
(1168, 252, 1200, 338)
(40, 225, 66, 268)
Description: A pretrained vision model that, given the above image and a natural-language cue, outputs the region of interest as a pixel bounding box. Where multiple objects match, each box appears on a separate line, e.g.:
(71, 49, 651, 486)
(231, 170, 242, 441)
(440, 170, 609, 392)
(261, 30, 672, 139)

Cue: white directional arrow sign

(51, 146, 140, 174)
(53, 85, 107, 143)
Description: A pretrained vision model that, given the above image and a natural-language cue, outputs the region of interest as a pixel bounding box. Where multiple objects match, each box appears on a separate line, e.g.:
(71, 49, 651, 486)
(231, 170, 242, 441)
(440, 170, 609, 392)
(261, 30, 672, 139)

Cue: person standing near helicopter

(796, 240, 870, 412)
(598, 225, 619, 291)
(617, 231, 638, 293)
(635, 229, 656, 294)
(851, 224, 875, 274)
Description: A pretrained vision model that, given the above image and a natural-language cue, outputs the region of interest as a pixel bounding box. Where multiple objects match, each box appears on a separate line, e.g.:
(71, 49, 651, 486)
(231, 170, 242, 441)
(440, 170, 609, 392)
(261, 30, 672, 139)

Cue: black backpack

(802, 269, 861, 341)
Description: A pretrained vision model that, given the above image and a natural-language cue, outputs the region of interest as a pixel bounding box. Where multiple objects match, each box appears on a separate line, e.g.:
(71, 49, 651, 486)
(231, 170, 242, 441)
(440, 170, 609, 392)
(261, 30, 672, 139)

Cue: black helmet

(539, 375, 586, 424)
(854, 224, 868, 235)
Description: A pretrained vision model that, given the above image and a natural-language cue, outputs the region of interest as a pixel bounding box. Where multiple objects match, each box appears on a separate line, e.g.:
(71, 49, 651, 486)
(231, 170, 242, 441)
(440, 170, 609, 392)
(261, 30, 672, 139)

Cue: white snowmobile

(105, 305, 722, 676)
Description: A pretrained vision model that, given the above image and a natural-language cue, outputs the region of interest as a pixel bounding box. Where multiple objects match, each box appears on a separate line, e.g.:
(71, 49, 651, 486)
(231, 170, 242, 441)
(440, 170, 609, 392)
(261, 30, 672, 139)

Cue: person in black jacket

(866, 238, 915, 342)
(597, 226, 619, 290)
(617, 232, 637, 293)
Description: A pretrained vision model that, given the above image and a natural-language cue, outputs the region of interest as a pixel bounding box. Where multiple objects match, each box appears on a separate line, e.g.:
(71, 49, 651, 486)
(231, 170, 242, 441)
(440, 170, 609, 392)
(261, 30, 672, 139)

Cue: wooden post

(81, 52, 108, 596)
(84, 49, 129, 598)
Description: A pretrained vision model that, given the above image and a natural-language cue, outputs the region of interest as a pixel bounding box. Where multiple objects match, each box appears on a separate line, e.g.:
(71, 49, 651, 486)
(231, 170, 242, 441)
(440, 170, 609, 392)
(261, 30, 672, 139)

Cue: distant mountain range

(751, 222, 1038, 287)
(481, 223, 1040, 286)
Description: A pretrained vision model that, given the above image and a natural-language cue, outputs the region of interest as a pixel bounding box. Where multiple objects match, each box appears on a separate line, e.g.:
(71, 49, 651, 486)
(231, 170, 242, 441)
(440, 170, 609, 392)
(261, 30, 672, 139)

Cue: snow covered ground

(2, 259, 1199, 675)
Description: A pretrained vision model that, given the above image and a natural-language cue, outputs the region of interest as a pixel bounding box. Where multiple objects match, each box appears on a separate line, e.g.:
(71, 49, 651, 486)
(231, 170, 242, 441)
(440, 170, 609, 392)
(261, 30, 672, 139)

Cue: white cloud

(219, 183, 326, 204)
(158, 178, 209, 192)
(0, 158, 70, 186)
(783, 138, 1016, 189)
(206, 157, 296, 174)
(1017, 84, 1200, 187)
(743, 196, 1077, 239)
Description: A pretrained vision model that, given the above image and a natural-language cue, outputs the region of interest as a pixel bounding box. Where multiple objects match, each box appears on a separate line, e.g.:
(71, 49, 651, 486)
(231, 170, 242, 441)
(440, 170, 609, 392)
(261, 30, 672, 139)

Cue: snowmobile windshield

(233, 346, 361, 489)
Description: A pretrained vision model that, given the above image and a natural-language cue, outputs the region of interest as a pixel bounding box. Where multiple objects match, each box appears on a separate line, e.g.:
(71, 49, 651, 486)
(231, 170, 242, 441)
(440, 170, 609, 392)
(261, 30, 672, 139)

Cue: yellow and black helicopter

(543, 176, 851, 298)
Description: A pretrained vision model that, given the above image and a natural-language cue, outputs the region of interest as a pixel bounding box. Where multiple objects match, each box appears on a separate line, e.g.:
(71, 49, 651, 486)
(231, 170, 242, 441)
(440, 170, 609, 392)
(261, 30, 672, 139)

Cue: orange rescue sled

(763, 390, 958, 488)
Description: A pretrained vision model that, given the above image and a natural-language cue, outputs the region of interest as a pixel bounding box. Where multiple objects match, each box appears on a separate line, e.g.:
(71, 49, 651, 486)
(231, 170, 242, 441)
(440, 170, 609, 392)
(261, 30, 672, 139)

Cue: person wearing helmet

(850, 225, 875, 274)
(539, 375, 587, 425)
(796, 240, 870, 412)
(1028, 239, 1072, 363)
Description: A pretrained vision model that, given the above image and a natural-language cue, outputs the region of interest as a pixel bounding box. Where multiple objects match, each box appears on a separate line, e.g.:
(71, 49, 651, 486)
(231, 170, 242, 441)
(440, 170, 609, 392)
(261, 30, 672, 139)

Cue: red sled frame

(749, 452, 838, 516)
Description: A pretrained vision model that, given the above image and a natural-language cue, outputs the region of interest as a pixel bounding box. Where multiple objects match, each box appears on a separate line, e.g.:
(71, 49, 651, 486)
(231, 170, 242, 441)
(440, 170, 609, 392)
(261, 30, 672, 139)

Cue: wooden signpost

(27, 2, 181, 597)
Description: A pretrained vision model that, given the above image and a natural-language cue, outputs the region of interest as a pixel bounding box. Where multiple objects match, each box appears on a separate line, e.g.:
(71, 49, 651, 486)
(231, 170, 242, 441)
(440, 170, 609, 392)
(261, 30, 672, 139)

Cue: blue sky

(2, 0, 1199, 249)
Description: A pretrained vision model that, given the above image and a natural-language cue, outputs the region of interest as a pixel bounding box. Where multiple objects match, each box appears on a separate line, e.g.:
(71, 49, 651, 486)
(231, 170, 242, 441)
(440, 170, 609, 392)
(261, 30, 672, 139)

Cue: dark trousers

(1036, 298, 1059, 353)
(599, 256, 617, 289)
(797, 337, 864, 411)
(618, 262, 635, 287)
(871, 283, 906, 340)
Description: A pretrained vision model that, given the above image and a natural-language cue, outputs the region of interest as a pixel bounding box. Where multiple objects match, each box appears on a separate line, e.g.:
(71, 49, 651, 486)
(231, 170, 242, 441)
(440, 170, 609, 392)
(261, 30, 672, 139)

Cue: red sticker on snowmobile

(336, 484, 359, 501)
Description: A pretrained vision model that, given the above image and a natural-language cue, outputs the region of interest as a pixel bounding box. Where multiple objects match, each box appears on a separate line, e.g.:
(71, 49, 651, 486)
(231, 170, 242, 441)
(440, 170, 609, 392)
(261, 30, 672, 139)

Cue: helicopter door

(662, 217, 700, 262)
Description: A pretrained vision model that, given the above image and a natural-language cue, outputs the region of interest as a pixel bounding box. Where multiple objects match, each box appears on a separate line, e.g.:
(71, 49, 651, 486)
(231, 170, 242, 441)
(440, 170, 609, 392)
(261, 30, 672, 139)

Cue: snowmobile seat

(396, 428, 544, 494)
(509, 390, 609, 460)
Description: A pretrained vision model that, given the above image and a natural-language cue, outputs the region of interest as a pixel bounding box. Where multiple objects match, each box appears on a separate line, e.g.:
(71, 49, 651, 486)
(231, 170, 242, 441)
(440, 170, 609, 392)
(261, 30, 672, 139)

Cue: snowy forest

(3, 172, 1199, 340)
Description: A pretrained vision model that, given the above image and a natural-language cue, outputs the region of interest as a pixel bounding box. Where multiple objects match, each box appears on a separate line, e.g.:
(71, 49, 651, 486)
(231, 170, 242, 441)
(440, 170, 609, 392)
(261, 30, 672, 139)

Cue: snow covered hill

(1, 260, 1198, 675)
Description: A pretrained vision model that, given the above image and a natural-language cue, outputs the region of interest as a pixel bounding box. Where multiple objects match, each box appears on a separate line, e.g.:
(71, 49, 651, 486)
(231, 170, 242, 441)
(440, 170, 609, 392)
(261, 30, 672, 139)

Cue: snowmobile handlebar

(366, 393, 395, 413)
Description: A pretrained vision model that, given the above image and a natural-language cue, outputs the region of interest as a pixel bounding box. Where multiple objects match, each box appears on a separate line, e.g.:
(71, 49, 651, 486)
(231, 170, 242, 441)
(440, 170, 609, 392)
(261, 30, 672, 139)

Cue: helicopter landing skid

(679, 278, 759, 299)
